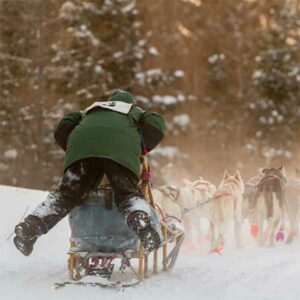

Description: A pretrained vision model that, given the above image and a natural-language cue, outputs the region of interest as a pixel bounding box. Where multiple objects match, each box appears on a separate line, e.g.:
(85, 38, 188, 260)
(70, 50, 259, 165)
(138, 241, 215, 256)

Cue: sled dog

(244, 170, 300, 244)
(250, 167, 288, 247)
(209, 170, 244, 253)
(153, 178, 216, 246)
(285, 177, 300, 243)
(180, 178, 216, 245)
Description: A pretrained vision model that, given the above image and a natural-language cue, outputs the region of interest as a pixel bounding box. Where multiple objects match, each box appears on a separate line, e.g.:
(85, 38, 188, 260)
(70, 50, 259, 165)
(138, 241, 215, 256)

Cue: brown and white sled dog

(152, 185, 182, 221)
(152, 178, 216, 246)
(285, 176, 300, 243)
(282, 167, 300, 243)
(249, 167, 288, 247)
(180, 178, 216, 246)
(209, 170, 245, 253)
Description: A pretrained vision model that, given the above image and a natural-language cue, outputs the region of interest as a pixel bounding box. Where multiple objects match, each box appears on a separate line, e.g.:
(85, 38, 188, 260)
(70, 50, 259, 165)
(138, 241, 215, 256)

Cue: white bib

(84, 101, 133, 115)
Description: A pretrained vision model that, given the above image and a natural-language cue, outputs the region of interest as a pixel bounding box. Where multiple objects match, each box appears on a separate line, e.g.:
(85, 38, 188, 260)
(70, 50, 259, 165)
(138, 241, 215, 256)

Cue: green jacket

(54, 91, 166, 177)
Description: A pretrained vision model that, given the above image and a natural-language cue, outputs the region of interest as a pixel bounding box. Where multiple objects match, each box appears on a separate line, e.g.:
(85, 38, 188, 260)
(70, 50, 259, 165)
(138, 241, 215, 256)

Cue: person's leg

(14, 158, 104, 256)
(103, 159, 162, 252)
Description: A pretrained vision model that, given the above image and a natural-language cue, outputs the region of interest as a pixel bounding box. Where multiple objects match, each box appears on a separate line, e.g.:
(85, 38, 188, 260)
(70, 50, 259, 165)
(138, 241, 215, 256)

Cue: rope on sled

(163, 232, 185, 270)
(167, 195, 215, 215)
(182, 196, 215, 214)
(163, 215, 182, 224)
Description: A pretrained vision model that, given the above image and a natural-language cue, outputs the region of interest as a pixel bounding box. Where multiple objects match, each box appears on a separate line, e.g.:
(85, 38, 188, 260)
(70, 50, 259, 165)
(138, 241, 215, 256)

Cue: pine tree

(48, 0, 184, 184)
(250, 0, 300, 166)
(0, 0, 37, 186)
(0, 0, 184, 188)
(50, 0, 179, 107)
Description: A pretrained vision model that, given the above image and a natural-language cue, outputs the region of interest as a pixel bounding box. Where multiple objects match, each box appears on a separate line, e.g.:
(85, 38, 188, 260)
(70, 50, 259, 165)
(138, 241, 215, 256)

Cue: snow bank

(1, 185, 300, 300)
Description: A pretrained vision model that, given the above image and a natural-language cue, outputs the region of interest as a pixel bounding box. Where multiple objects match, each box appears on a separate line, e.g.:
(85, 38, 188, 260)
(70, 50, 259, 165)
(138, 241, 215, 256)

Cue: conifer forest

(1, 0, 300, 189)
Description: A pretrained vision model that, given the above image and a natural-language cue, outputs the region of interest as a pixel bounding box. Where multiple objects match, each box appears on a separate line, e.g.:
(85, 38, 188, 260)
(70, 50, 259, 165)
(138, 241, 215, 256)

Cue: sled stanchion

(69, 240, 75, 280)
(144, 254, 149, 278)
(138, 245, 144, 277)
(147, 184, 156, 209)
(141, 157, 156, 209)
(153, 250, 158, 273)
(163, 226, 168, 271)
(69, 254, 75, 280)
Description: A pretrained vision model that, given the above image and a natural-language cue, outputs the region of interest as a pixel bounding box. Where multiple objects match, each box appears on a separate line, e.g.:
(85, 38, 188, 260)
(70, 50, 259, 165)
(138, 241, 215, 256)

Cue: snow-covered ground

(1, 185, 300, 300)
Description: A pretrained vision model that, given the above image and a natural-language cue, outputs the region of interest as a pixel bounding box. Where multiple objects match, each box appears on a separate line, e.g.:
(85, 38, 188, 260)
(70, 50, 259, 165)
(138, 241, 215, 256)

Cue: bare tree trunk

(36, 0, 45, 185)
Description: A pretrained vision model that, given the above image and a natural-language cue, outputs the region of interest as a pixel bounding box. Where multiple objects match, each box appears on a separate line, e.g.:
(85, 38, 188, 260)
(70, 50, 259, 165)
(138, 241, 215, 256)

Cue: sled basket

(67, 160, 185, 282)
(68, 188, 140, 254)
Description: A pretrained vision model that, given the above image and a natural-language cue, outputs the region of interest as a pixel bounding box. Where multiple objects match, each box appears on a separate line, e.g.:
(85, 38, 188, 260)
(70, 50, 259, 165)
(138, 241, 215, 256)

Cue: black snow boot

(119, 197, 163, 253)
(13, 215, 46, 256)
(127, 210, 161, 253)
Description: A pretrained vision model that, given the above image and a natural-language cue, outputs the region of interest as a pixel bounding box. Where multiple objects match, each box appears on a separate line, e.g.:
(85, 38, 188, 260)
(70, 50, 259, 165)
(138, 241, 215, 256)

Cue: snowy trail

(1, 185, 300, 300)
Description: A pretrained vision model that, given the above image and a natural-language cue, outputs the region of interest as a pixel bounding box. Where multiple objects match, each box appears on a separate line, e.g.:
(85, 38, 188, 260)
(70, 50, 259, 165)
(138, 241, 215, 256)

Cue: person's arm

(139, 111, 166, 153)
(54, 112, 83, 151)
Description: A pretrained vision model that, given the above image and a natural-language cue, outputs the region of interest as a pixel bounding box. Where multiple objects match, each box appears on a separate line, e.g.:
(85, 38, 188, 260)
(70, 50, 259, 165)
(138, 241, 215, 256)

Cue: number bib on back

(84, 101, 133, 115)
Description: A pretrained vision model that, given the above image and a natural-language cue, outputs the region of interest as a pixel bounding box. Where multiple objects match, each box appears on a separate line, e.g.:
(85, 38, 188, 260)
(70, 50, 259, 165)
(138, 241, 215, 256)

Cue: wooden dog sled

(59, 159, 184, 288)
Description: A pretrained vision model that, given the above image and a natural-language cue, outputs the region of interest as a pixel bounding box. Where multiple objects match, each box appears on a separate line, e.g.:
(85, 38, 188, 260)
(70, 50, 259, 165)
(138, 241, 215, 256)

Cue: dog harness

(160, 185, 215, 217)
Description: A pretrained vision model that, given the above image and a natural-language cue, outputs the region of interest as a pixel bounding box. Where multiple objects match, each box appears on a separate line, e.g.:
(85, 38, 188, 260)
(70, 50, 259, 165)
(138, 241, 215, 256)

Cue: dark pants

(30, 158, 142, 232)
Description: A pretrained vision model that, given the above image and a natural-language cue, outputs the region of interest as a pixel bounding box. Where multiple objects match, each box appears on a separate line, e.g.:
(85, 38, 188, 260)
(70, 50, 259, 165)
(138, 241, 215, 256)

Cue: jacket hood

(108, 90, 136, 104)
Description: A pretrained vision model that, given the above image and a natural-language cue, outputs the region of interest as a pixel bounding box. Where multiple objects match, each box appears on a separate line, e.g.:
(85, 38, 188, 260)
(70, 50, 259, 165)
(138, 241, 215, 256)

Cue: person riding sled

(14, 90, 166, 256)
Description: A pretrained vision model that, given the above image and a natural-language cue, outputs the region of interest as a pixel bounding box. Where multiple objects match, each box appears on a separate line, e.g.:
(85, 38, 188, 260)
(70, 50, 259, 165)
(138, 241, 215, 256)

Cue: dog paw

(209, 248, 222, 255)
(250, 224, 259, 237)
(276, 231, 285, 242)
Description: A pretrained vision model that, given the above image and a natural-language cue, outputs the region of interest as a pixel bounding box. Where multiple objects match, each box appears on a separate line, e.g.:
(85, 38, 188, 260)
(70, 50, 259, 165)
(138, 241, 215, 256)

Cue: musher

(13, 90, 166, 256)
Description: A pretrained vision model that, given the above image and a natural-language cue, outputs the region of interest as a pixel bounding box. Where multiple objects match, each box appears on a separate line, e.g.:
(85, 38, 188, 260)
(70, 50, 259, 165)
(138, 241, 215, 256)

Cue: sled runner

(66, 159, 185, 285)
